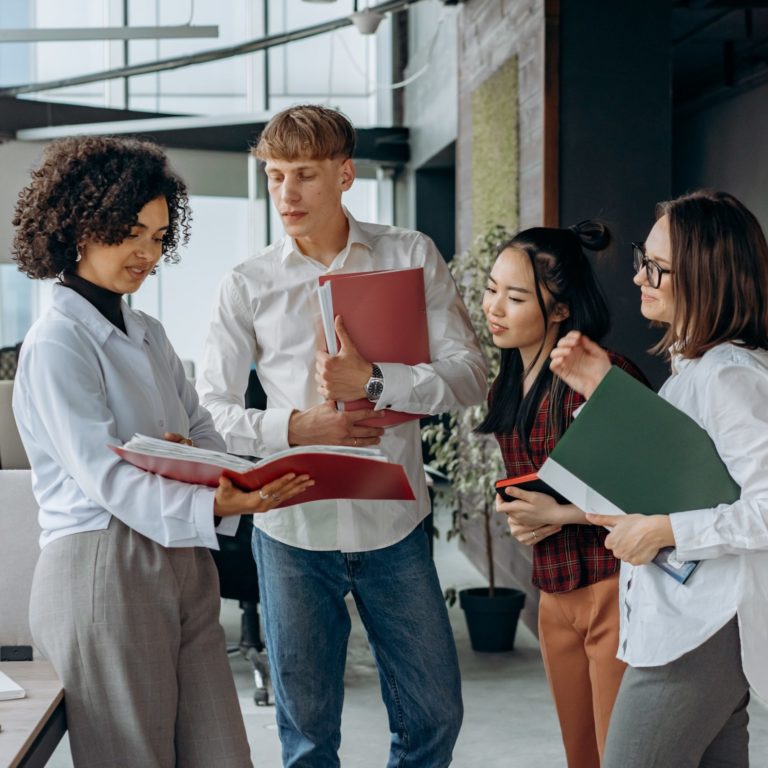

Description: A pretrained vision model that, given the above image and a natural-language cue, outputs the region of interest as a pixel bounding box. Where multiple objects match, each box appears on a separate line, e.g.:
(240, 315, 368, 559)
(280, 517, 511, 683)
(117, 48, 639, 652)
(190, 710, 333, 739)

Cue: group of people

(9, 103, 768, 768)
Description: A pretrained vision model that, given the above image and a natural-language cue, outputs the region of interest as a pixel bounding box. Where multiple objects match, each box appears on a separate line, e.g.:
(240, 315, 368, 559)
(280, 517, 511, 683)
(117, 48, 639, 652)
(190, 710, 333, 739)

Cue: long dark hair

(476, 221, 611, 456)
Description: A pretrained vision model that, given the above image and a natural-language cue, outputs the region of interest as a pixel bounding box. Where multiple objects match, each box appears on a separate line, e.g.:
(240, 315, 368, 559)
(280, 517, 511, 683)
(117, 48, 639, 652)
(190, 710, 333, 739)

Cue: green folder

(539, 366, 740, 517)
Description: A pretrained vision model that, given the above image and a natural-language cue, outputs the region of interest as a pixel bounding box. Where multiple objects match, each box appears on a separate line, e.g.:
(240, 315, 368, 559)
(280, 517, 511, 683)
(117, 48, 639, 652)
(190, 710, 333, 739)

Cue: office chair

(210, 516, 269, 705)
(211, 368, 271, 706)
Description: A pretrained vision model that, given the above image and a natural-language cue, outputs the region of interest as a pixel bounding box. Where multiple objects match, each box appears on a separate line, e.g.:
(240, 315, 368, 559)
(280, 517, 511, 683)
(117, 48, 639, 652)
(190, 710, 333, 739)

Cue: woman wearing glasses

(551, 189, 768, 768)
(477, 221, 647, 768)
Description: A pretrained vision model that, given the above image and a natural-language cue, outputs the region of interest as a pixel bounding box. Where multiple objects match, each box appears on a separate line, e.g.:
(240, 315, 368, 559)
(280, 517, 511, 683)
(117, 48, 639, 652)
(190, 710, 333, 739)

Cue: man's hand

(585, 512, 675, 565)
(315, 316, 373, 402)
(288, 401, 384, 447)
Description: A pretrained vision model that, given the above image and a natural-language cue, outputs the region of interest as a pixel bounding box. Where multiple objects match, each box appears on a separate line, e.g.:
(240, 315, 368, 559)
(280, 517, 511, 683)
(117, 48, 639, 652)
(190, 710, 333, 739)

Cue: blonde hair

(253, 105, 356, 161)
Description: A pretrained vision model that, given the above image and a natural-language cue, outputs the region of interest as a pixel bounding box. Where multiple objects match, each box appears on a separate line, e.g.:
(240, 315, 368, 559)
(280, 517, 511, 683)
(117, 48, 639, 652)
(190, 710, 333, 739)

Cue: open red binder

(318, 267, 430, 428)
(111, 443, 415, 508)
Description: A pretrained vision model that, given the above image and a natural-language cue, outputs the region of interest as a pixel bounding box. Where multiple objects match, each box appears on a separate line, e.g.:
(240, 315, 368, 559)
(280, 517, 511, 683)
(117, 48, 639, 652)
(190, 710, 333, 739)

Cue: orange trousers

(538, 573, 626, 768)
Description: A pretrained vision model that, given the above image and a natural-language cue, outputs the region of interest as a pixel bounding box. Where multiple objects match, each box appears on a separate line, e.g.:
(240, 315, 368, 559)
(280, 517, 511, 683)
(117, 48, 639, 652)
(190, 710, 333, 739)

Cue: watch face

(366, 379, 384, 401)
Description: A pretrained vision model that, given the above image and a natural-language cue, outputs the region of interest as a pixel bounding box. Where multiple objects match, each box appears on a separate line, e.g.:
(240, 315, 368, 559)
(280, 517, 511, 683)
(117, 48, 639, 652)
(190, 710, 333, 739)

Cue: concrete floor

(47, 506, 768, 767)
(228, 528, 567, 768)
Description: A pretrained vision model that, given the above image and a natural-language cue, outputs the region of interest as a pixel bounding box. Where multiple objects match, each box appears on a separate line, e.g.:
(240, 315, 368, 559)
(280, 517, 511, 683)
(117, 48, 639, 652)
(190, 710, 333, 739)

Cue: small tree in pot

(423, 225, 526, 652)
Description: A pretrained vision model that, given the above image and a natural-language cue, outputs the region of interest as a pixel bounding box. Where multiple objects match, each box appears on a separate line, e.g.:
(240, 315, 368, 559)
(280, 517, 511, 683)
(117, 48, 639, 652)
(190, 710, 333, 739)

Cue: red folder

(318, 267, 430, 427)
(111, 445, 415, 507)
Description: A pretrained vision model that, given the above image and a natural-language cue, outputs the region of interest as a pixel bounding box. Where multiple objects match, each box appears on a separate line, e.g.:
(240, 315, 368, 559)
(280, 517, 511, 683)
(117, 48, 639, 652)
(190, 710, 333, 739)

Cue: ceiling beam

(0, 26, 219, 42)
(12, 109, 410, 163)
(0, 0, 423, 97)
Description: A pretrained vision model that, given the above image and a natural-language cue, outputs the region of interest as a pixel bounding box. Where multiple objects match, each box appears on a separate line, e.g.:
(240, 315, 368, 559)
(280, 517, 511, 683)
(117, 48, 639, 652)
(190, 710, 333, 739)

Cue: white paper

(0, 669, 26, 701)
(120, 435, 389, 469)
(538, 459, 626, 517)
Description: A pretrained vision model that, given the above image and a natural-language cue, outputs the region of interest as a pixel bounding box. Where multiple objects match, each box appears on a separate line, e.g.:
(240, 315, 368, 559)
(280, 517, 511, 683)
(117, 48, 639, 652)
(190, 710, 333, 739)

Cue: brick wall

(455, 0, 548, 633)
(457, 0, 546, 255)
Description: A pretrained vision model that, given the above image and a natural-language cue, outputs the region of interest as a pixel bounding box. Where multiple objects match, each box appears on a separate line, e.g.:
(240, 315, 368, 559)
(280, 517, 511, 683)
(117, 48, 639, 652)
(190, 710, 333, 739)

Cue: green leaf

(421, 224, 512, 585)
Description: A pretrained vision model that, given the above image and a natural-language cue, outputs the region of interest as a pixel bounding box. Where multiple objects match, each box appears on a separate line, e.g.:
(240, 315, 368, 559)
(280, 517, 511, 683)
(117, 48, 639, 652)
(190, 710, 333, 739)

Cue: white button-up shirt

(13, 284, 236, 550)
(197, 210, 488, 553)
(618, 342, 768, 700)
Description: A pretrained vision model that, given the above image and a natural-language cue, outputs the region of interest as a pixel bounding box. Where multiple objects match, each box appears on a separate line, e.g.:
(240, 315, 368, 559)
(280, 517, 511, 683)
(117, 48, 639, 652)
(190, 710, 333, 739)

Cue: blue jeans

(252, 525, 463, 768)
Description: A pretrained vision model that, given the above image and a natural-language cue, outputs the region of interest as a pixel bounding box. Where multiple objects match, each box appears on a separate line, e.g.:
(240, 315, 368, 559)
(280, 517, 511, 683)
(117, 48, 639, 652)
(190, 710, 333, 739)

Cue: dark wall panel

(559, 0, 673, 388)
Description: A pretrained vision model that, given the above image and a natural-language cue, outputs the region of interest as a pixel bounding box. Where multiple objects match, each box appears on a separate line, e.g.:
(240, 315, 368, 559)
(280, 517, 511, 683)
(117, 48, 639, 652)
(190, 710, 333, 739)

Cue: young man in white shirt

(198, 105, 487, 767)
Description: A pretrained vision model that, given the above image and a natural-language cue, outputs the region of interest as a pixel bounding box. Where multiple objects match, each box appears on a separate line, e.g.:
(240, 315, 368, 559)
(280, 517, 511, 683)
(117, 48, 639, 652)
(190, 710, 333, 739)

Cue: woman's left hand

(163, 431, 194, 447)
(496, 487, 580, 528)
(507, 520, 562, 546)
(586, 513, 675, 565)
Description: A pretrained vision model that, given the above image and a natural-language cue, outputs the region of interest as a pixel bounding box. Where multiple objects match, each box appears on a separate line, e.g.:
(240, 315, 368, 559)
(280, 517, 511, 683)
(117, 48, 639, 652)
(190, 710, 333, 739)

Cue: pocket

(90, 532, 110, 624)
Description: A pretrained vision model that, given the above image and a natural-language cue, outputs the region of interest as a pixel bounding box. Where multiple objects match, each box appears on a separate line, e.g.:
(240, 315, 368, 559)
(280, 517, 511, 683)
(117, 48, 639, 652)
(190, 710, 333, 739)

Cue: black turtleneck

(60, 271, 127, 334)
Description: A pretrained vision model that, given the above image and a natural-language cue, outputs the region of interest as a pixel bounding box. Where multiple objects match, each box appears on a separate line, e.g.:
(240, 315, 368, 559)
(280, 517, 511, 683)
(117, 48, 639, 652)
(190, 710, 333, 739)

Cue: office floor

(46, 505, 768, 767)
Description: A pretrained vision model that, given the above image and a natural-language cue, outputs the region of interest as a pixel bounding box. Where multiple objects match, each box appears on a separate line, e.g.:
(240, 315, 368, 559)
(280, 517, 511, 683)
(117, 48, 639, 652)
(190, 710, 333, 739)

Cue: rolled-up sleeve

(197, 275, 293, 456)
(375, 236, 488, 414)
(17, 335, 221, 549)
(671, 363, 768, 560)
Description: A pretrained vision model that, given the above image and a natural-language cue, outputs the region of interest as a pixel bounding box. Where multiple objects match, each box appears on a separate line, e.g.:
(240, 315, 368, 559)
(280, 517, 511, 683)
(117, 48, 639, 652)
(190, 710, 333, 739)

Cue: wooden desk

(0, 661, 65, 768)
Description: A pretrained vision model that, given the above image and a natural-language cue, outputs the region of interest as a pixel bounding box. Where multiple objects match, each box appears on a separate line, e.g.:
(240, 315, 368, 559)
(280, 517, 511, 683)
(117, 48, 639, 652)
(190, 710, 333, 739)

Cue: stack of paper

(111, 435, 415, 506)
(0, 669, 26, 701)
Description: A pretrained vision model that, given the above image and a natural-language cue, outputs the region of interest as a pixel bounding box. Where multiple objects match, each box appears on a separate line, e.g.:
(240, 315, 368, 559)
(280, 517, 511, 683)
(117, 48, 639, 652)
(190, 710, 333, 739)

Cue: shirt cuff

(374, 363, 411, 412)
(192, 487, 220, 549)
(669, 507, 716, 560)
(261, 407, 293, 452)
(215, 514, 240, 538)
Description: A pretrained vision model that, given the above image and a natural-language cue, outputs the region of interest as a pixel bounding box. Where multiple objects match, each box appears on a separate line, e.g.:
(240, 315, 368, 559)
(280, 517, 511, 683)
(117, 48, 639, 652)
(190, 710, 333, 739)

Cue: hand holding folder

(495, 474, 570, 506)
(538, 366, 741, 583)
(317, 267, 430, 427)
(111, 435, 415, 507)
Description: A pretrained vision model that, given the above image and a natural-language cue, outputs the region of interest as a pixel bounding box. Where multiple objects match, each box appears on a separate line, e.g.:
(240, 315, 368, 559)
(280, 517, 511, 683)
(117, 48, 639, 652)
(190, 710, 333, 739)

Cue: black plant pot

(458, 587, 526, 652)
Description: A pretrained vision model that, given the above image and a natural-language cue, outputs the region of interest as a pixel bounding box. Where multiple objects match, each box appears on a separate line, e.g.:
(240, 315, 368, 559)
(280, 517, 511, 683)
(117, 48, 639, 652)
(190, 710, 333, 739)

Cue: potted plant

(423, 224, 526, 652)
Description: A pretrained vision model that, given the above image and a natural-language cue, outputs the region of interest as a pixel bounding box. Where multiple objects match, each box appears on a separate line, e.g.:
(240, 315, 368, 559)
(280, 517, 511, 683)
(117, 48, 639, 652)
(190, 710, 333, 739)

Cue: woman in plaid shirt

(477, 221, 647, 768)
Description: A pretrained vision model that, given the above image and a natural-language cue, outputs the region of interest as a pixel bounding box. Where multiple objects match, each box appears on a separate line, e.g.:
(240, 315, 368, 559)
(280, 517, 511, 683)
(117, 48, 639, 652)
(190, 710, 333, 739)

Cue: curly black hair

(12, 135, 191, 279)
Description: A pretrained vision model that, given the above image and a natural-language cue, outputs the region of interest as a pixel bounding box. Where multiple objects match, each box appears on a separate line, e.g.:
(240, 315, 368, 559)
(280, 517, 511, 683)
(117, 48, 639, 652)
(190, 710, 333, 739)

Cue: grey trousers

(29, 517, 253, 768)
(602, 617, 750, 768)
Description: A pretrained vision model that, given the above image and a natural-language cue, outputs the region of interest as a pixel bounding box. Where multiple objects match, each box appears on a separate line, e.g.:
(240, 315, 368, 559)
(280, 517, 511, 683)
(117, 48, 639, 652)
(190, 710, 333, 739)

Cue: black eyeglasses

(632, 242, 672, 289)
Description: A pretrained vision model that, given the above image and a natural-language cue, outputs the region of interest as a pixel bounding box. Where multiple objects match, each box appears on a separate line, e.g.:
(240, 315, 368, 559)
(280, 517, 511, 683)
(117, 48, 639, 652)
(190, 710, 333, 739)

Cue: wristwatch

(364, 363, 384, 402)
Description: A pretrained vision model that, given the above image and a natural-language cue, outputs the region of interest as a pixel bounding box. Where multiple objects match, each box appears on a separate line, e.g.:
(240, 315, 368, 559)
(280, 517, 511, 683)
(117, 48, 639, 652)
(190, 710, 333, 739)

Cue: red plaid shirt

(494, 352, 648, 593)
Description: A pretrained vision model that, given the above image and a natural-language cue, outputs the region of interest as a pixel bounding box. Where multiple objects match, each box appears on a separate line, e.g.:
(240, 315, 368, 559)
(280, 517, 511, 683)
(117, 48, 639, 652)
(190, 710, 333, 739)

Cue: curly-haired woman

(11, 136, 313, 768)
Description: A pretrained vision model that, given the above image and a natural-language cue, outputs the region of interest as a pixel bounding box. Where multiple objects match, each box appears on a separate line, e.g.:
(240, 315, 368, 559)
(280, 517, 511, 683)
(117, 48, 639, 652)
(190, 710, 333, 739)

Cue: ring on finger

(258, 489, 269, 500)
(530, 530, 538, 541)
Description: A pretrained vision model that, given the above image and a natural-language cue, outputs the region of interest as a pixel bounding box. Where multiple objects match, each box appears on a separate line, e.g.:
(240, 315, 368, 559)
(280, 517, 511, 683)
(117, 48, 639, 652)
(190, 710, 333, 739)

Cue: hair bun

(568, 219, 611, 252)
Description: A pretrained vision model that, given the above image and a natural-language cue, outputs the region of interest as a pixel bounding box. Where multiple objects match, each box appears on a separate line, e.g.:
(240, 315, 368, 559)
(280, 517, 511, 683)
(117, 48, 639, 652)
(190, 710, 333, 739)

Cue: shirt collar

(52, 283, 149, 347)
(279, 207, 375, 266)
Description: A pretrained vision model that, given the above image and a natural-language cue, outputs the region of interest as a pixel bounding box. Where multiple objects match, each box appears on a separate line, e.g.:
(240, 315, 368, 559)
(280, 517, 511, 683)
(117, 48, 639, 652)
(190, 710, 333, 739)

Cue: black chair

(210, 516, 270, 705)
(211, 368, 271, 705)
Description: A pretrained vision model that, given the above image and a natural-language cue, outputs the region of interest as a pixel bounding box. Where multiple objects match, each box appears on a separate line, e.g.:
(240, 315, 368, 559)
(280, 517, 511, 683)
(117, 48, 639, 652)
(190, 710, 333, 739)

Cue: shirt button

(159, 420, 165, 428)
(385, 404, 392, 409)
